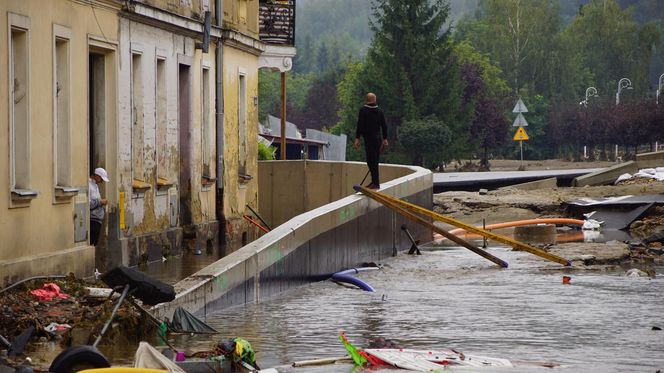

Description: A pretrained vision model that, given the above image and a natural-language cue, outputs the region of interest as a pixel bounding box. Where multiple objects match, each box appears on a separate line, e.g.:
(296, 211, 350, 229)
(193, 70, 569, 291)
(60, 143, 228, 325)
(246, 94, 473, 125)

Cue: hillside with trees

(258, 0, 664, 167)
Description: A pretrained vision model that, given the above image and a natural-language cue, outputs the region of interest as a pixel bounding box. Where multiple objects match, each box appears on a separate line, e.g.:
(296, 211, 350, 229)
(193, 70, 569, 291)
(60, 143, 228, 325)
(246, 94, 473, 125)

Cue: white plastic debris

(582, 219, 603, 230)
(616, 167, 664, 183)
(625, 268, 649, 278)
(614, 173, 632, 184)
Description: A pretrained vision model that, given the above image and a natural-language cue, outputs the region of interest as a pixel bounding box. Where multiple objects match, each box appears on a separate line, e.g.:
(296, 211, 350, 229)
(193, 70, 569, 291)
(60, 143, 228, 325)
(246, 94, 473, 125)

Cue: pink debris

(29, 283, 70, 302)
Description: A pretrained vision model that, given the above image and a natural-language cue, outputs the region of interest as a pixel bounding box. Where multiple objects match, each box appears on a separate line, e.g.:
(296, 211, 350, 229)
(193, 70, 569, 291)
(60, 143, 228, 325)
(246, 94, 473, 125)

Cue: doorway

(88, 52, 106, 175)
(178, 63, 192, 226)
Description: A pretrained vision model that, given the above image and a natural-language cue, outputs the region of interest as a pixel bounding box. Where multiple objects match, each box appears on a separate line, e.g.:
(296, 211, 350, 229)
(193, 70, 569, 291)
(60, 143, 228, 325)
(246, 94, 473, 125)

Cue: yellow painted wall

(222, 45, 259, 221)
(0, 0, 118, 260)
(135, 0, 212, 21)
(189, 49, 218, 226)
(223, 0, 259, 38)
(119, 24, 217, 237)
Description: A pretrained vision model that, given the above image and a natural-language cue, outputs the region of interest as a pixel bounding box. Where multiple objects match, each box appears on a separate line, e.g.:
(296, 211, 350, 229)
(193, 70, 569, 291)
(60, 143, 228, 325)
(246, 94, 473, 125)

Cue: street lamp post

(657, 73, 664, 105)
(580, 87, 598, 158)
(615, 78, 632, 106)
(581, 86, 598, 107)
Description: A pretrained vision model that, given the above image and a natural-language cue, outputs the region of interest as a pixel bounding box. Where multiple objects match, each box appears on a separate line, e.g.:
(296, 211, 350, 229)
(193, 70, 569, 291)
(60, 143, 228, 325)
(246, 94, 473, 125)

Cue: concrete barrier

(636, 150, 664, 169)
(152, 161, 432, 318)
(573, 161, 638, 187)
(499, 177, 557, 191)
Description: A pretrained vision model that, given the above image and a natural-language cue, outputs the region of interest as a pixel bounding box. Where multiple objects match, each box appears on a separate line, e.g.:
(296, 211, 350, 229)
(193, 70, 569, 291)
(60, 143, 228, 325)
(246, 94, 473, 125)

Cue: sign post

(512, 98, 529, 169)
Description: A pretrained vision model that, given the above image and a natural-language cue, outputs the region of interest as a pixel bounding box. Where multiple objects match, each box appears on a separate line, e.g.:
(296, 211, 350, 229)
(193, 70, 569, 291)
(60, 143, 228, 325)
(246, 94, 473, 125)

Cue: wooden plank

(355, 186, 508, 268)
(357, 186, 570, 266)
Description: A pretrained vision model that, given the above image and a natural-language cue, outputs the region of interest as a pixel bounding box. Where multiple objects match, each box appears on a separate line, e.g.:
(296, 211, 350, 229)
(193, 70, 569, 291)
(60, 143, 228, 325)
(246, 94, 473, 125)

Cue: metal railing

(259, 0, 295, 45)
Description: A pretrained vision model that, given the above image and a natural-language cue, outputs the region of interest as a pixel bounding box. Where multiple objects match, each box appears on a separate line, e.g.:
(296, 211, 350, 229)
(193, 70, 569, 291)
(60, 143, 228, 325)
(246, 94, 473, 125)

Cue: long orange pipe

(435, 218, 585, 242)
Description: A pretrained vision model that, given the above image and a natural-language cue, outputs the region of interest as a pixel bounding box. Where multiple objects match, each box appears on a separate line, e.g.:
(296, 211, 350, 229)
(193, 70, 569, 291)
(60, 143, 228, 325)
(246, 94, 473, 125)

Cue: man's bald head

(366, 93, 377, 104)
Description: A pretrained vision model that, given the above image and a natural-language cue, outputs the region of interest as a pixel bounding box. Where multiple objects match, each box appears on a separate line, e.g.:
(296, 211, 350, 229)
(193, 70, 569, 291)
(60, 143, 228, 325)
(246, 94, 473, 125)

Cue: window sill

(157, 177, 174, 188)
(11, 188, 39, 201)
(55, 186, 79, 200)
(156, 177, 174, 195)
(202, 175, 216, 188)
(238, 173, 253, 185)
(132, 179, 152, 194)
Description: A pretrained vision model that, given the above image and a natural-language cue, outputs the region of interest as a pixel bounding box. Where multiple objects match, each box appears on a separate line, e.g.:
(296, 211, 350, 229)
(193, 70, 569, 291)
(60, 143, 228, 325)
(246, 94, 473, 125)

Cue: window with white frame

(202, 67, 211, 177)
(8, 14, 31, 197)
(238, 71, 247, 174)
(131, 52, 144, 181)
(156, 57, 168, 181)
(54, 26, 71, 189)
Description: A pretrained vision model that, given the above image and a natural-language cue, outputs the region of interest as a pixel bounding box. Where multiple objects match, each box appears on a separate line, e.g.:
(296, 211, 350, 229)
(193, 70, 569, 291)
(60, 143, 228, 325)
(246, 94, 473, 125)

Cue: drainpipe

(215, 0, 224, 190)
(215, 0, 225, 250)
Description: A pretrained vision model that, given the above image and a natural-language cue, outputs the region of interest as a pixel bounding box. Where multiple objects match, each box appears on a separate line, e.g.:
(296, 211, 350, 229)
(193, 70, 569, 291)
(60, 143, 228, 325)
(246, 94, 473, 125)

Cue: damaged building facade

(0, 0, 296, 286)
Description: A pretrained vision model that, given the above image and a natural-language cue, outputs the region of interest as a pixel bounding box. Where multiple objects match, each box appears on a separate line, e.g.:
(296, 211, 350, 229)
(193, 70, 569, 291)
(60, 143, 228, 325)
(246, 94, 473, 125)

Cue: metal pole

(246, 204, 271, 231)
(520, 140, 523, 168)
(280, 72, 286, 160)
(657, 74, 664, 105)
(93, 284, 131, 348)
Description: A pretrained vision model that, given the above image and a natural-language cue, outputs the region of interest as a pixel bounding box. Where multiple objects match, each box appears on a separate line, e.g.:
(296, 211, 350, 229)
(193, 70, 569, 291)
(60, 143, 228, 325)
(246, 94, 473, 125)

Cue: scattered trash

(339, 331, 513, 370)
(215, 337, 260, 371)
(582, 219, 603, 230)
(133, 342, 185, 373)
(615, 168, 664, 185)
(43, 323, 71, 335)
(625, 268, 650, 278)
(170, 307, 219, 334)
(28, 283, 69, 302)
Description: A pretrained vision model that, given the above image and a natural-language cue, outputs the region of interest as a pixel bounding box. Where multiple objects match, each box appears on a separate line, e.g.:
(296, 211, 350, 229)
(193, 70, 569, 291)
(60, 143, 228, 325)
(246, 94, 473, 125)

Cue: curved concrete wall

(153, 161, 432, 318)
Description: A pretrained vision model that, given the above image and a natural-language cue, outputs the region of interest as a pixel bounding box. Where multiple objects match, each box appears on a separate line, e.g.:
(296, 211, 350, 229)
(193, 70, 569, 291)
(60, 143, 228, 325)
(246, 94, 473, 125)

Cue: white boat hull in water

(363, 348, 513, 371)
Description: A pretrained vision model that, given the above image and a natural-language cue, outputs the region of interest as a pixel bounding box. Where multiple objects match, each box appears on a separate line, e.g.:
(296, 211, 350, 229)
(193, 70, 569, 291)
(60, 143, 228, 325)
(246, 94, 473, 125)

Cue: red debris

(29, 283, 70, 302)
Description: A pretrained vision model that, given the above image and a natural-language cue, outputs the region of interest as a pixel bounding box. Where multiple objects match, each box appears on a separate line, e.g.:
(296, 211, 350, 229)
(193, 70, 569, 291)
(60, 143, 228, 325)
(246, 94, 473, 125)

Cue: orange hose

(243, 214, 269, 233)
(434, 218, 585, 242)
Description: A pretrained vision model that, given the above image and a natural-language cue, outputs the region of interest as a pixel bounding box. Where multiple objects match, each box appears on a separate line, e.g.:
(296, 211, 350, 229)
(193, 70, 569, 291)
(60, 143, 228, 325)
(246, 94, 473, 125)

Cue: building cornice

(221, 29, 266, 57)
(120, 2, 222, 39)
(70, 0, 123, 12)
(259, 44, 297, 72)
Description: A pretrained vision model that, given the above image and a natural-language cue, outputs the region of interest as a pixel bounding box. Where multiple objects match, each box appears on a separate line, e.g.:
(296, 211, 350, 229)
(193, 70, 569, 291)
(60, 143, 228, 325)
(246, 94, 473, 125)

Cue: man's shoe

(367, 183, 380, 190)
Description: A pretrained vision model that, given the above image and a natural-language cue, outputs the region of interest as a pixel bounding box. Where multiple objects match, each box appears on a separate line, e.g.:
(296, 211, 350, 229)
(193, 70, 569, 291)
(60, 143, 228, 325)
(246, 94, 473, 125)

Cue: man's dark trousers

(90, 220, 102, 246)
(365, 137, 381, 186)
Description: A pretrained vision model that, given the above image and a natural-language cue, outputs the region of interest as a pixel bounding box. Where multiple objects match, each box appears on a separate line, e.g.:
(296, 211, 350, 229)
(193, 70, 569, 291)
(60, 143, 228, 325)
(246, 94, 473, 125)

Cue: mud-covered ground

(0, 277, 155, 370)
(433, 161, 664, 270)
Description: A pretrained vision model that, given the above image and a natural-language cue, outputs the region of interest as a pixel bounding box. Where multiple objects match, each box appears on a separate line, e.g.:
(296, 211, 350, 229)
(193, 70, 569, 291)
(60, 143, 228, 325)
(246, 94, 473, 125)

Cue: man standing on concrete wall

(354, 93, 388, 189)
(89, 167, 109, 246)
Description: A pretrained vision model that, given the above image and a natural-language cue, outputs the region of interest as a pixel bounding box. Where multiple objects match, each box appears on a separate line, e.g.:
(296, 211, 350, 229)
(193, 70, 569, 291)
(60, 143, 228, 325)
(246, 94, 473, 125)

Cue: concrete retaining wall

(636, 150, 664, 169)
(153, 161, 432, 318)
(573, 161, 638, 187)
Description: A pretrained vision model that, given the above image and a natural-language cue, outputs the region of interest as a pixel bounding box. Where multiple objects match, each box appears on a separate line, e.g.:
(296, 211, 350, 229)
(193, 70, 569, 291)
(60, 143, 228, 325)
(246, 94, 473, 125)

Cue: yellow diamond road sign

(513, 126, 529, 141)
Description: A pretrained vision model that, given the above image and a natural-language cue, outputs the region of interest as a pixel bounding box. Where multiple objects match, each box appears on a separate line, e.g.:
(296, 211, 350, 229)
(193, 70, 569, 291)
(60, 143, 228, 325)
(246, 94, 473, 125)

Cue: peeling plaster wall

(221, 45, 260, 251)
(136, 0, 212, 21)
(223, 0, 259, 38)
(0, 0, 119, 285)
(114, 17, 216, 243)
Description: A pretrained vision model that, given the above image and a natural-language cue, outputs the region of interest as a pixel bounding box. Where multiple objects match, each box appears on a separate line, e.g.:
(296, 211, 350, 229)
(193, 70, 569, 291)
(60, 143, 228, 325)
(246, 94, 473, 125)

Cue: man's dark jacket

(355, 103, 388, 142)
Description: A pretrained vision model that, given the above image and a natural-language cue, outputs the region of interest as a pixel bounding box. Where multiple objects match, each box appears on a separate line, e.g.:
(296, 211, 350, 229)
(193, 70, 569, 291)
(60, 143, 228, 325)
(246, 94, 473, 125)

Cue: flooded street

(175, 245, 664, 372)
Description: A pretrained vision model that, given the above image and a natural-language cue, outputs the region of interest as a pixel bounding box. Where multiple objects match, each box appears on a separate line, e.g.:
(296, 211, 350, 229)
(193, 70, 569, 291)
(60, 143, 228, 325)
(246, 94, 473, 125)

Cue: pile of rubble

(0, 276, 152, 363)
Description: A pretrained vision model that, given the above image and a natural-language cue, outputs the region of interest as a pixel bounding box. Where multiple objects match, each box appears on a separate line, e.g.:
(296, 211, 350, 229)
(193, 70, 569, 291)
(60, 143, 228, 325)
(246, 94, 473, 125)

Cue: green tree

(399, 116, 451, 167)
(564, 0, 661, 96)
(456, 0, 576, 99)
(333, 61, 366, 161)
(453, 41, 510, 99)
(257, 70, 313, 123)
(335, 0, 467, 163)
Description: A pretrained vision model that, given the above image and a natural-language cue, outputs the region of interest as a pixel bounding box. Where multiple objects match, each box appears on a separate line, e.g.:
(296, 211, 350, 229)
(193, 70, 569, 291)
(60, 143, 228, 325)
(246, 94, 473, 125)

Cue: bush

(258, 141, 276, 160)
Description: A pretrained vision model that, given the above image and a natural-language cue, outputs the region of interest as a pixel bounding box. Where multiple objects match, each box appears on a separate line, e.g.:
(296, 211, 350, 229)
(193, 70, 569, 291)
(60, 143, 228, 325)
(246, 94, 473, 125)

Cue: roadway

(433, 168, 605, 192)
